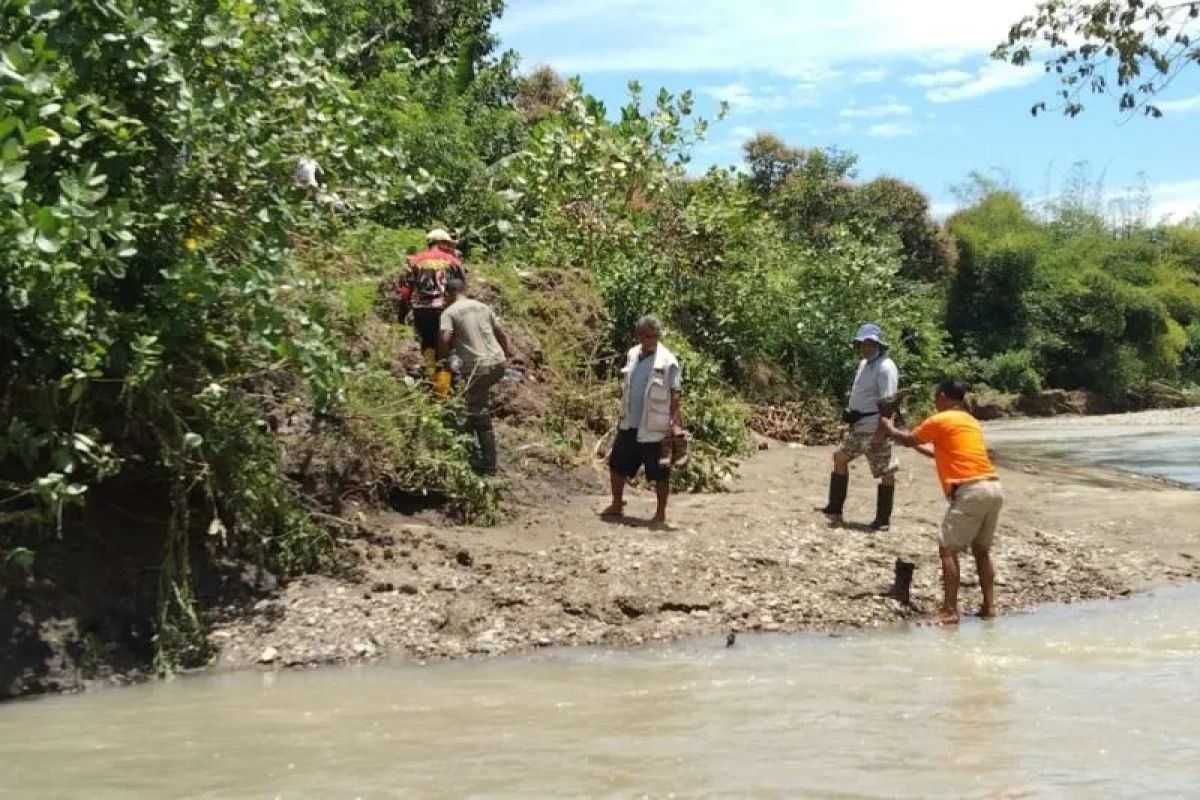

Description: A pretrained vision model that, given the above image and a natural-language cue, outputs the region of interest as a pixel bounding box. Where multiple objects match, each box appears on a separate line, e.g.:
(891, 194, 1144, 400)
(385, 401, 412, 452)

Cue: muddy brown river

(2, 585, 1199, 798)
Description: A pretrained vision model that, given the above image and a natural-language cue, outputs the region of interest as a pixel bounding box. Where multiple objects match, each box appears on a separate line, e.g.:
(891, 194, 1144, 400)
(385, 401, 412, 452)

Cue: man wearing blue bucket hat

(816, 323, 901, 531)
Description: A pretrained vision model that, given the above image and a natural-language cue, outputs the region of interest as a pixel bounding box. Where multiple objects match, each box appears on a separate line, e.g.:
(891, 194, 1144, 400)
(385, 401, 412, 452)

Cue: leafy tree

(1, 0, 398, 667)
(852, 177, 958, 283)
(995, 1, 1200, 117)
(514, 65, 570, 124)
(741, 134, 859, 244)
(945, 193, 1043, 354)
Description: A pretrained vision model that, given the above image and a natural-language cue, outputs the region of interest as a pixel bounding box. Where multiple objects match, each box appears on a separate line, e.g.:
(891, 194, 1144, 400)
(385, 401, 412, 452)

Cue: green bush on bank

(983, 350, 1043, 395)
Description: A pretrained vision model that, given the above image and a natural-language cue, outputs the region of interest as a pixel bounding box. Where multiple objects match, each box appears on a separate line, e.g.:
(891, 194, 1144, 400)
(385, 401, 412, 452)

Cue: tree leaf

(35, 233, 59, 254)
(0, 163, 25, 185)
(23, 126, 61, 147)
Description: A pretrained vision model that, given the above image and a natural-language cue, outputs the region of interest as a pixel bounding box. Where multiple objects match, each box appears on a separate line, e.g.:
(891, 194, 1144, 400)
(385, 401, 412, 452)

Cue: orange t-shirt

(912, 409, 998, 499)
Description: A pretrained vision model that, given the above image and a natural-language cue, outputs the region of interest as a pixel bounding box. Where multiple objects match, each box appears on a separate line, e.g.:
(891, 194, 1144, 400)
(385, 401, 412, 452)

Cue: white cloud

(904, 69, 972, 87)
(868, 121, 920, 138)
(1150, 178, 1200, 221)
(920, 49, 973, 66)
(926, 62, 1040, 103)
(929, 201, 959, 220)
(702, 82, 759, 112)
(1156, 93, 1200, 114)
(730, 125, 757, 140)
(501, 0, 1038, 74)
(840, 102, 912, 118)
(853, 67, 889, 84)
(701, 81, 818, 114)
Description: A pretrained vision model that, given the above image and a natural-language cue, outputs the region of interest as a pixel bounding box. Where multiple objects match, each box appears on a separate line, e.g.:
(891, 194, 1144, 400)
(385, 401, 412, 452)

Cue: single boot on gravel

(884, 558, 915, 605)
(817, 472, 849, 519)
(868, 484, 895, 531)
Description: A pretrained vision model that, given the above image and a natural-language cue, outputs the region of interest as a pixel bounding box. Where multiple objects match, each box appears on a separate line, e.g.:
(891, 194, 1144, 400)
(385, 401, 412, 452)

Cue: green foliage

(1182, 322, 1200, 384)
(743, 133, 859, 244)
(995, 1, 1200, 117)
(341, 363, 500, 522)
(668, 340, 751, 492)
(852, 177, 958, 283)
(0, 0, 404, 669)
(984, 350, 1043, 395)
(946, 186, 1200, 403)
(946, 193, 1043, 354)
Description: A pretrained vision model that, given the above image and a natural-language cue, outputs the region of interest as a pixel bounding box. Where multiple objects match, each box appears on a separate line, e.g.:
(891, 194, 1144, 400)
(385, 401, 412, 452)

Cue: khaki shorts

(941, 479, 1004, 551)
(836, 431, 899, 479)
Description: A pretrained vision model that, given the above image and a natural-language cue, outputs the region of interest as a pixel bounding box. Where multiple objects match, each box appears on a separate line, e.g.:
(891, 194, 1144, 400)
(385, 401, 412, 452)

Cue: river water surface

(3, 587, 1200, 798)
(3, 415, 1198, 799)
(985, 412, 1200, 487)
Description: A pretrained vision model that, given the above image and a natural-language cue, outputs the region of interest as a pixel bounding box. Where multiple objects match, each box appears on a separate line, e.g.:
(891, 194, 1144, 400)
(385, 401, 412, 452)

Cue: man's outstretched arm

(879, 415, 921, 449)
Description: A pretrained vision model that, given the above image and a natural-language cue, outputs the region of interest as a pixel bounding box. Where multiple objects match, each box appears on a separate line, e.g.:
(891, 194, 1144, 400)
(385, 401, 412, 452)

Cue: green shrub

(1181, 322, 1200, 385)
(340, 354, 499, 523)
(668, 337, 751, 492)
(984, 350, 1043, 395)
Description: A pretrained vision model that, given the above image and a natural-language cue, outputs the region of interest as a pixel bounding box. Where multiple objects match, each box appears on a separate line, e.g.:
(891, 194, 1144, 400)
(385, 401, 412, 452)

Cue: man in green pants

(439, 278, 511, 475)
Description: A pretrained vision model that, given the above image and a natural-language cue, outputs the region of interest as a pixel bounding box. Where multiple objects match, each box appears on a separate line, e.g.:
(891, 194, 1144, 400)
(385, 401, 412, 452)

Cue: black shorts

(413, 307, 442, 350)
(608, 428, 669, 483)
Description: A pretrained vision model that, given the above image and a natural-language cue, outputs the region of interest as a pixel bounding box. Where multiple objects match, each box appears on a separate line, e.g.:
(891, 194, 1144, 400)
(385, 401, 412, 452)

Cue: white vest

(619, 344, 679, 443)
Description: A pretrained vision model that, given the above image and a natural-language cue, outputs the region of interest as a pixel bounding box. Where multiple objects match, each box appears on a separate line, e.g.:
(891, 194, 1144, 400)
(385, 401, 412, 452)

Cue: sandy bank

(209, 435, 1200, 670)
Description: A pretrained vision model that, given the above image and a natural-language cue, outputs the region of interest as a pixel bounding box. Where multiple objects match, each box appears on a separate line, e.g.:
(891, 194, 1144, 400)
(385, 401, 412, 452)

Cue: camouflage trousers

(835, 430, 899, 478)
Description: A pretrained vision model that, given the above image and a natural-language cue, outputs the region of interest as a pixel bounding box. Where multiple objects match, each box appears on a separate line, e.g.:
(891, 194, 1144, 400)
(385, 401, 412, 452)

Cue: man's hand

(879, 414, 921, 449)
(878, 415, 898, 437)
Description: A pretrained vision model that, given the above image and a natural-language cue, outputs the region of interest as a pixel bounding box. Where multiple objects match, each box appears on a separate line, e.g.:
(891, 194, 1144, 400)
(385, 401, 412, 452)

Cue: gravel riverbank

(210, 422, 1200, 670)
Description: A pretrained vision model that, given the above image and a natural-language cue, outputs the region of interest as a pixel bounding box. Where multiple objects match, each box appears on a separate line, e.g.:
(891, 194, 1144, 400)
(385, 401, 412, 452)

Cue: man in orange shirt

(399, 229, 466, 395)
(879, 379, 1003, 625)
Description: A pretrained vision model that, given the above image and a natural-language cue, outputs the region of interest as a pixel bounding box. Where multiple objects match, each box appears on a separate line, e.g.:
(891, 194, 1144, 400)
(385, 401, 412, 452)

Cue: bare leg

(880, 472, 895, 487)
(973, 544, 995, 618)
(652, 480, 669, 523)
(833, 451, 849, 476)
(600, 469, 626, 517)
(935, 546, 961, 625)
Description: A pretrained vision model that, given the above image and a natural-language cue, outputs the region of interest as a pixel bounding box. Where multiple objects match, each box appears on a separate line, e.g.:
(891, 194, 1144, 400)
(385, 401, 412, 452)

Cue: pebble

(258, 646, 279, 664)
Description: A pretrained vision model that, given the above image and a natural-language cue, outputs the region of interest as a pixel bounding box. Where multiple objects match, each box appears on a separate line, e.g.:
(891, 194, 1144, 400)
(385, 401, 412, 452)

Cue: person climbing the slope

(438, 278, 511, 475)
(879, 379, 1004, 625)
(816, 323, 901, 531)
(399, 229, 466, 396)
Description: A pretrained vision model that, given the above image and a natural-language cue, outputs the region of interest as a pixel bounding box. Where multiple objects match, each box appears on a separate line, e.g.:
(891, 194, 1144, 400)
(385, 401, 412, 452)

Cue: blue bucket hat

(853, 323, 887, 347)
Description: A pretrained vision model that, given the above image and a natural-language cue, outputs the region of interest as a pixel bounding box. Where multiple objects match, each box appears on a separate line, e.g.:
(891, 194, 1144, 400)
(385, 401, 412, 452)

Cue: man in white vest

(600, 316, 683, 525)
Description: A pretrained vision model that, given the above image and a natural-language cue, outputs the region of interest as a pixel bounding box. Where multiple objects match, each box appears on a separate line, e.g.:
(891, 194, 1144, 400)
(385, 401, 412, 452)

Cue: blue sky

(496, 0, 1200, 221)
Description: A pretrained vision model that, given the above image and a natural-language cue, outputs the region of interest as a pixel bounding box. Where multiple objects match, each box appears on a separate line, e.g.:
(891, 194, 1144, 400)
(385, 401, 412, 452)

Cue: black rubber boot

(476, 428, 498, 475)
(885, 558, 915, 604)
(869, 484, 895, 531)
(816, 472, 848, 517)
